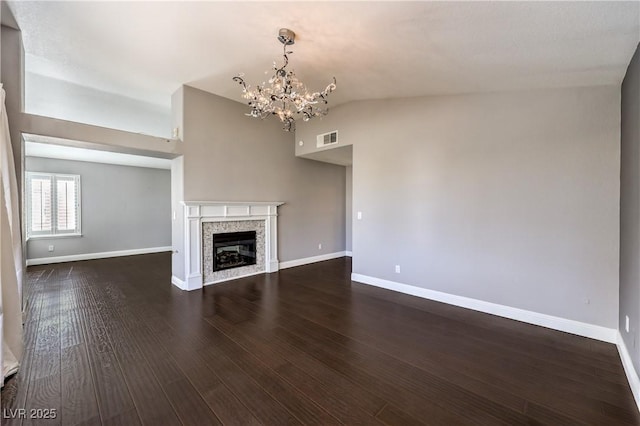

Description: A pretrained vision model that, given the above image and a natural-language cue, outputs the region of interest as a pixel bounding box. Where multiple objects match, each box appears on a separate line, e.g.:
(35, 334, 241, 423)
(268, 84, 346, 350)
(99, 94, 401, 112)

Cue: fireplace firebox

(212, 231, 257, 272)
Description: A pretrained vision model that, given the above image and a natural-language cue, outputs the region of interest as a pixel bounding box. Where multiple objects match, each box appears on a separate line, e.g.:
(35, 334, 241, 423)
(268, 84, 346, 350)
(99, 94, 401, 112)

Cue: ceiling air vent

(317, 130, 338, 148)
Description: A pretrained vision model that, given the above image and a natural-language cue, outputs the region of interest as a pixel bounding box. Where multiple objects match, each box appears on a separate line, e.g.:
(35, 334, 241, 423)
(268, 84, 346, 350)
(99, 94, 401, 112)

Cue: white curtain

(0, 83, 23, 385)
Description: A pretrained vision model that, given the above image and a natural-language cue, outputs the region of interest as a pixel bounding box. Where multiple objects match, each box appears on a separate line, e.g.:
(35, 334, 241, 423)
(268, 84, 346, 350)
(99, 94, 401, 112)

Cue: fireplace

(176, 201, 282, 290)
(213, 231, 257, 272)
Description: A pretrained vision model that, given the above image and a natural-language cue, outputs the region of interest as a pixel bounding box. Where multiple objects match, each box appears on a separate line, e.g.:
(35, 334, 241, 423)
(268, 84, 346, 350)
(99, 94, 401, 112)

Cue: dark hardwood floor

(1, 253, 638, 425)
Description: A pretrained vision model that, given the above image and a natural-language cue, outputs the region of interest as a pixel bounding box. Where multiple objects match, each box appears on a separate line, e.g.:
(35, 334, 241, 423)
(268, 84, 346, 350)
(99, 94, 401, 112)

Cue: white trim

(268, 260, 279, 271)
(171, 275, 186, 290)
(173, 274, 203, 291)
(351, 273, 617, 343)
(27, 233, 82, 241)
(617, 331, 640, 413)
(182, 201, 285, 207)
(201, 216, 268, 223)
(185, 274, 203, 291)
(345, 251, 353, 257)
(26, 246, 172, 266)
(280, 251, 347, 270)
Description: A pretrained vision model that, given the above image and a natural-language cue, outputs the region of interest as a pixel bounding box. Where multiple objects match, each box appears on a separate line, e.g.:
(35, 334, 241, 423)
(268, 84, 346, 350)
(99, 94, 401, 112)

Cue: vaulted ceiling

(8, 1, 640, 110)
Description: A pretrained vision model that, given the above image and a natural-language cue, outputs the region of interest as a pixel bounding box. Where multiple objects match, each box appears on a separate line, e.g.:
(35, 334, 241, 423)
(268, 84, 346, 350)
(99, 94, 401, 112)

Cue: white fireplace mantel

(179, 201, 284, 291)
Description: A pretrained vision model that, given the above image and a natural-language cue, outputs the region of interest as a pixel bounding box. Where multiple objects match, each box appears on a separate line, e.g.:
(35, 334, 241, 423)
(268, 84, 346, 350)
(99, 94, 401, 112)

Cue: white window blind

(29, 177, 52, 233)
(56, 177, 77, 231)
(26, 172, 81, 238)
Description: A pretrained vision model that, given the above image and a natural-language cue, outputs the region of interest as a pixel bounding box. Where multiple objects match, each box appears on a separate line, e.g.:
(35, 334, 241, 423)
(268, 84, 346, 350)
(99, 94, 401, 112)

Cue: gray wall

(171, 155, 184, 280)
(26, 157, 171, 260)
(1, 25, 24, 197)
(620, 43, 640, 370)
(297, 85, 620, 329)
(346, 165, 352, 252)
(170, 88, 185, 281)
(176, 86, 345, 273)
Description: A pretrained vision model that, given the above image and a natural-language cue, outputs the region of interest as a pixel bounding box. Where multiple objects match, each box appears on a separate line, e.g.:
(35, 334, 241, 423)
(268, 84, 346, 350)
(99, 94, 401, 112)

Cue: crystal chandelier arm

(283, 116, 294, 132)
(232, 75, 248, 91)
(328, 77, 337, 92)
(323, 78, 337, 96)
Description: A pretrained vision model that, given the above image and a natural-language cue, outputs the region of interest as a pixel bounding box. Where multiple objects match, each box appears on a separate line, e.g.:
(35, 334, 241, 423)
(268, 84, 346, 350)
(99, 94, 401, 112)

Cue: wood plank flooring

(1, 253, 638, 425)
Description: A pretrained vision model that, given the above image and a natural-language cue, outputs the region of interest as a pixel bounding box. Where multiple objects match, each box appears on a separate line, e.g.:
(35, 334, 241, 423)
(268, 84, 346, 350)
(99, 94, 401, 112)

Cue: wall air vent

(317, 130, 339, 148)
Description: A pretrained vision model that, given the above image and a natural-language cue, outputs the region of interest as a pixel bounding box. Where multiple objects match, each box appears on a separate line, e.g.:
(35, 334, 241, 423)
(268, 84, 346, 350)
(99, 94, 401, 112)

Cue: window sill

(27, 233, 83, 241)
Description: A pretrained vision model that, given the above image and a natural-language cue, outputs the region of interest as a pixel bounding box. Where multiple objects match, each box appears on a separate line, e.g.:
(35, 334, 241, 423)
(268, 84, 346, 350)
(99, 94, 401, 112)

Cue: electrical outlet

(48, 245, 54, 252)
(318, 243, 322, 250)
(395, 265, 401, 274)
(626, 315, 630, 333)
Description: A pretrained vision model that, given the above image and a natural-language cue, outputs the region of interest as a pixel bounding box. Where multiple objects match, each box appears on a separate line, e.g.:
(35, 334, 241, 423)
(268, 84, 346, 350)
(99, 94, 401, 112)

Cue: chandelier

(233, 28, 337, 132)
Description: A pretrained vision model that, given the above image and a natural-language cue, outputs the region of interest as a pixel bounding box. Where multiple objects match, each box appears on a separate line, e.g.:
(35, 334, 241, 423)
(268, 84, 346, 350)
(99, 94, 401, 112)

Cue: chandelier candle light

(233, 28, 337, 132)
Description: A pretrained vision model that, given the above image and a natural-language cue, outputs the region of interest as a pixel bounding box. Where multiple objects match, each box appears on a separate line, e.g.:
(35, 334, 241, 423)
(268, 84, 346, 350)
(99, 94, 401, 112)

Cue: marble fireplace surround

(180, 201, 284, 290)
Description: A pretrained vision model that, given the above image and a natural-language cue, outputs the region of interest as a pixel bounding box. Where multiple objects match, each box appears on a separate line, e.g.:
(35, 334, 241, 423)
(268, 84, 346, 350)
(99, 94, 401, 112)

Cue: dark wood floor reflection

(1, 253, 638, 425)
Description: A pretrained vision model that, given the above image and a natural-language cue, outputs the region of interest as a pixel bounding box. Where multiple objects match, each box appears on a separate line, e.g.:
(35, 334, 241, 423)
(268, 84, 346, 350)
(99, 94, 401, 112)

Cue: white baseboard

(26, 246, 173, 266)
(267, 260, 279, 273)
(171, 274, 205, 291)
(351, 273, 617, 343)
(171, 275, 186, 290)
(617, 331, 640, 412)
(280, 251, 347, 270)
(346, 251, 353, 257)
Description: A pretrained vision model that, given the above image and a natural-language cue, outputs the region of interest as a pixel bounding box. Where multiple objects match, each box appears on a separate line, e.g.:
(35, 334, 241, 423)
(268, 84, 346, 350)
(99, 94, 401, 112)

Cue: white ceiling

(24, 135, 172, 169)
(8, 1, 640, 110)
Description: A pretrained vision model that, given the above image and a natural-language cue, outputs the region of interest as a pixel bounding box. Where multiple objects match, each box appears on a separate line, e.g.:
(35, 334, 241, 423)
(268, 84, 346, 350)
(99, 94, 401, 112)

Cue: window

(26, 172, 81, 238)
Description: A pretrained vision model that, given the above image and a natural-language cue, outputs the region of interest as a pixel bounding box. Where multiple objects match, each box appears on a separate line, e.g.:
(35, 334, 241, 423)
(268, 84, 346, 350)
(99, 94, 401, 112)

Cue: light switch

(357, 211, 362, 220)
